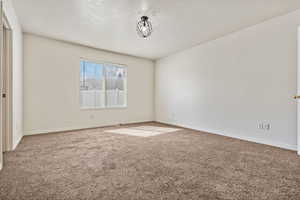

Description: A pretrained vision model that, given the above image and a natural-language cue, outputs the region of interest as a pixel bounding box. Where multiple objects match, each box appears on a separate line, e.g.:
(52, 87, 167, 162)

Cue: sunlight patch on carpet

(105, 126, 181, 137)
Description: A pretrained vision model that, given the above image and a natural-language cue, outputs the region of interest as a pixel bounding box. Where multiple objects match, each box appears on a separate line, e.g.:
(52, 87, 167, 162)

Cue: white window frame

(79, 58, 128, 110)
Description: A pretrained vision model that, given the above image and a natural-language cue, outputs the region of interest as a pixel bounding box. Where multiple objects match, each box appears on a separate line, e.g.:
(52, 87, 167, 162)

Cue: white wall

(3, 0, 23, 149)
(24, 33, 154, 135)
(155, 10, 300, 151)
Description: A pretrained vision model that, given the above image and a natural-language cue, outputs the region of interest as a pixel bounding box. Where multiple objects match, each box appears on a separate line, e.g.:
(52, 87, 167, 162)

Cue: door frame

(2, 14, 13, 152)
(0, 4, 13, 165)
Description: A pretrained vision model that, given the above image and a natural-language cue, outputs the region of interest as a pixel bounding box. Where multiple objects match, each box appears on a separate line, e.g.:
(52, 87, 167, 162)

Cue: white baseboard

(157, 120, 297, 151)
(13, 134, 23, 150)
(24, 120, 155, 136)
(25, 126, 110, 136)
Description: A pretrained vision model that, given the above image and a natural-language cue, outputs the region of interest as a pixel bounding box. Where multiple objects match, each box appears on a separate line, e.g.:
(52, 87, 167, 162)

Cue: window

(80, 60, 127, 109)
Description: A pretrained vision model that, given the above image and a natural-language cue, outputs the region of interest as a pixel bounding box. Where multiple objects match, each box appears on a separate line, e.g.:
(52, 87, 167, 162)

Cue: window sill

(80, 106, 127, 111)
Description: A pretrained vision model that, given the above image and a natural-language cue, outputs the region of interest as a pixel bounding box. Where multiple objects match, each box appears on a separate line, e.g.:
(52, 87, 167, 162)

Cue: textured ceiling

(12, 0, 300, 60)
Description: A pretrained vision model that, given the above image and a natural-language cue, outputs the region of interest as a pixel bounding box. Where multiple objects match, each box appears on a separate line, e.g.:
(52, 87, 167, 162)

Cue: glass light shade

(137, 16, 152, 38)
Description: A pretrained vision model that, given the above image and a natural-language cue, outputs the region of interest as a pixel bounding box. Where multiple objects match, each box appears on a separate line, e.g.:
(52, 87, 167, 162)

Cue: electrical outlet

(259, 122, 270, 131)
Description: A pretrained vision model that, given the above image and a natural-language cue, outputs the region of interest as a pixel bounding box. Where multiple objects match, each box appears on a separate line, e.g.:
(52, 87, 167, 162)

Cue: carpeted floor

(0, 122, 300, 200)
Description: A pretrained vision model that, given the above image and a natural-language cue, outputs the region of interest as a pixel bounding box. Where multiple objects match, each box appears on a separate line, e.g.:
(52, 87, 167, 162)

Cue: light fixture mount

(137, 16, 153, 38)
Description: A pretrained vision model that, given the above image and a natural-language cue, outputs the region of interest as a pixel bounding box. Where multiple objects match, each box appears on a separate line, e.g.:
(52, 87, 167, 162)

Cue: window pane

(80, 61, 105, 108)
(83, 61, 103, 90)
(105, 65, 127, 107)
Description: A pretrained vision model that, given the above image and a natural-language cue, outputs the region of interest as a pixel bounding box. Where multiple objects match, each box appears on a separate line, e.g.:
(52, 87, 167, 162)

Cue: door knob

(294, 95, 300, 99)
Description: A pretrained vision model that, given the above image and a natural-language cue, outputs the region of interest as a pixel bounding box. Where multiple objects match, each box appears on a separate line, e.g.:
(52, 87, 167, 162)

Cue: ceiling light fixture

(137, 16, 152, 38)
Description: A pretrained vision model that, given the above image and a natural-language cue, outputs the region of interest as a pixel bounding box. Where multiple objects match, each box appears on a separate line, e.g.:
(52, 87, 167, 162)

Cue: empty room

(1, 0, 300, 199)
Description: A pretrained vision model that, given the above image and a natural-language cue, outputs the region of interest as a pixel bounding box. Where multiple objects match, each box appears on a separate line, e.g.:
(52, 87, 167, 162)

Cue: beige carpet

(0, 122, 300, 200)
